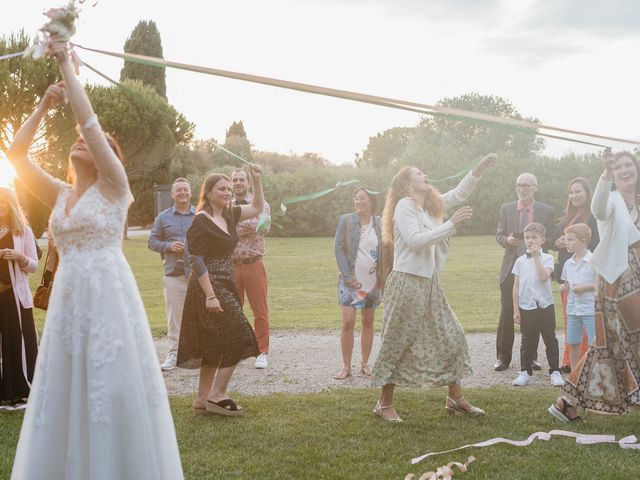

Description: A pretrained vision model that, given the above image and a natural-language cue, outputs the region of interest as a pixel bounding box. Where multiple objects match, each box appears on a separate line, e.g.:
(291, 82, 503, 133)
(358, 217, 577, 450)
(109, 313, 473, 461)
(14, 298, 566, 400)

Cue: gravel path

(156, 330, 563, 396)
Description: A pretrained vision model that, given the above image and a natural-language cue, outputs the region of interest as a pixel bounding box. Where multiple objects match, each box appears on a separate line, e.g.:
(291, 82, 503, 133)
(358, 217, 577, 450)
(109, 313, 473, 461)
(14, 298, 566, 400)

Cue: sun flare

(0, 155, 16, 188)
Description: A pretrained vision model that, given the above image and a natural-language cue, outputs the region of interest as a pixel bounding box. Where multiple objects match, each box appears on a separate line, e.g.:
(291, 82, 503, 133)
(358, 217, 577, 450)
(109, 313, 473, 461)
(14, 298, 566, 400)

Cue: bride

(8, 41, 183, 478)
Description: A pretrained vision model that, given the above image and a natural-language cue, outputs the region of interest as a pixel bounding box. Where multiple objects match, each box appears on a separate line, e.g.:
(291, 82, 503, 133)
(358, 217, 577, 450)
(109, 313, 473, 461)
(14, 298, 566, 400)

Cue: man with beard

(148, 177, 195, 371)
(495, 173, 554, 372)
(231, 168, 271, 369)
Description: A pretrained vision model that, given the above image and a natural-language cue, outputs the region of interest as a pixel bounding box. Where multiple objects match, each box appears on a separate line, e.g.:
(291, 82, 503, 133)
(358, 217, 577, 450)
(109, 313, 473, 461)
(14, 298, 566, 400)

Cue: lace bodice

(49, 183, 132, 258)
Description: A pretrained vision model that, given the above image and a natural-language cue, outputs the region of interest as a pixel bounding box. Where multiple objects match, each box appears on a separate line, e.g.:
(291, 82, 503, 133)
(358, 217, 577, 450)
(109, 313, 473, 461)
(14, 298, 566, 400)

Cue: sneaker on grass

(255, 352, 268, 369)
(550, 370, 565, 387)
(512, 371, 532, 386)
(160, 352, 177, 371)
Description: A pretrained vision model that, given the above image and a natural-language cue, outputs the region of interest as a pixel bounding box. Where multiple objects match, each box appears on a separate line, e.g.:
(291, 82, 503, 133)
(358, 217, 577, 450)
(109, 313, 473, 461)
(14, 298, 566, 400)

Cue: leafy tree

(0, 31, 62, 235)
(355, 127, 415, 168)
(252, 150, 329, 172)
(214, 120, 252, 166)
(120, 20, 167, 99)
(170, 138, 216, 180)
(85, 80, 193, 224)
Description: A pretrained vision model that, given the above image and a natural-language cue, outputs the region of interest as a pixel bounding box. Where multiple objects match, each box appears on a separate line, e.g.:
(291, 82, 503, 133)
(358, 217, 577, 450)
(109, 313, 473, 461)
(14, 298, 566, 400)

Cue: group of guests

(2, 37, 639, 478)
(147, 167, 272, 415)
(495, 173, 599, 388)
(332, 151, 640, 424)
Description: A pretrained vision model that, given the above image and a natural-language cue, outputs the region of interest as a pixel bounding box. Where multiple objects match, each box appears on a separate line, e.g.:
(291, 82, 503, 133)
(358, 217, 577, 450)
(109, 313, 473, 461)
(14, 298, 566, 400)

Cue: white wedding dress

(12, 183, 184, 479)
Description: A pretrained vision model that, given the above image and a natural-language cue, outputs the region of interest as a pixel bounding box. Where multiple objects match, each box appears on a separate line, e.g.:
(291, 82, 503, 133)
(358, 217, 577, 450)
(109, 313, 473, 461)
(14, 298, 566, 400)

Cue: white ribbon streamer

(411, 430, 640, 465)
(0, 403, 27, 411)
(0, 51, 26, 61)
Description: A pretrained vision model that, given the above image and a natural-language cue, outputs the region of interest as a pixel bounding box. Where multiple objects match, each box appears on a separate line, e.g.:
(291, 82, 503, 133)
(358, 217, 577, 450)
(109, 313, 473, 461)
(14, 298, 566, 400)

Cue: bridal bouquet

(23, 1, 81, 59)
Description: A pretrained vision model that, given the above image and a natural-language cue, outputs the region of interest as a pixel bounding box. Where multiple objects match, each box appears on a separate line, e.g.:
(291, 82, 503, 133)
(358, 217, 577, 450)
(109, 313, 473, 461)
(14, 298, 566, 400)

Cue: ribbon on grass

(0, 403, 27, 412)
(72, 44, 640, 148)
(0, 51, 26, 61)
(406, 456, 475, 480)
(411, 430, 640, 465)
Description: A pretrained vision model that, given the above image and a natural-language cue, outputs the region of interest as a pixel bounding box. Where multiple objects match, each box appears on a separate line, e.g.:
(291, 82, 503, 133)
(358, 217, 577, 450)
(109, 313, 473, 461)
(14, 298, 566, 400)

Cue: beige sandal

(373, 401, 403, 422)
(360, 364, 372, 377)
(444, 396, 485, 417)
(334, 368, 352, 380)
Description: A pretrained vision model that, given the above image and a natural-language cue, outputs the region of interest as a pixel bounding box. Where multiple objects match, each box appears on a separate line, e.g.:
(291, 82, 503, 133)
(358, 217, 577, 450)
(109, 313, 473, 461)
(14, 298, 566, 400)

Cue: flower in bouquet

(24, 1, 81, 59)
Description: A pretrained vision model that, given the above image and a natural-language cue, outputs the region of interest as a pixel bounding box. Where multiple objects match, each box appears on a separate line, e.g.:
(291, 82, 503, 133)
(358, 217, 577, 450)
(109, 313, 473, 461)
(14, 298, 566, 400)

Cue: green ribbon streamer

(279, 179, 360, 214)
(212, 143, 252, 165)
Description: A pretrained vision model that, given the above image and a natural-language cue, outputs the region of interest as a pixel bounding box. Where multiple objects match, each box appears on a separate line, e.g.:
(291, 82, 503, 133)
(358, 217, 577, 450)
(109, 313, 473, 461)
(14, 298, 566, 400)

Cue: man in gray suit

(494, 173, 555, 371)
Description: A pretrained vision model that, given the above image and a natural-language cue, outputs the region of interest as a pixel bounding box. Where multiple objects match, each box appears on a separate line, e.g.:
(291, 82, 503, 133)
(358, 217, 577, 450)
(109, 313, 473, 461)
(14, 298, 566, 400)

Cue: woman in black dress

(0, 187, 39, 408)
(178, 165, 264, 416)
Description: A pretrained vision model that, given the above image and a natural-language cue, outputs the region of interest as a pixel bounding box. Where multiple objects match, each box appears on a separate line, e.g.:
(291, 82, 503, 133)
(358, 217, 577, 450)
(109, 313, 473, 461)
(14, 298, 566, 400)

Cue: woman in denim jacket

(334, 187, 382, 379)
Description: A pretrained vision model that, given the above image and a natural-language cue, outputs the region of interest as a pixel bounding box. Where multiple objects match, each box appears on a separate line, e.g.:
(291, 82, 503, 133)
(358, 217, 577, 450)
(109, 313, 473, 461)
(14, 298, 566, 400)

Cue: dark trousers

(519, 305, 559, 375)
(0, 290, 38, 402)
(496, 273, 539, 365)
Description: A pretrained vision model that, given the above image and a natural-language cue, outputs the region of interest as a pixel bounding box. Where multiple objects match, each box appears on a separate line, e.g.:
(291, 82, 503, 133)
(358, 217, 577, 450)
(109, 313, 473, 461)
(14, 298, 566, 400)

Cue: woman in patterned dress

(371, 154, 496, 422)
(177, 169, 263, 416)
(550, 150, 640, 421)
(334, 187, 382, 379)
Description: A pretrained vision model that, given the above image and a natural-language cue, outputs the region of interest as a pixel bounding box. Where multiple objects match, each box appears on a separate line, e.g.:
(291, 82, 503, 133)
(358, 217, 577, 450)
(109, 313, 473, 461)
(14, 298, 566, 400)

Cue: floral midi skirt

(372, 271, 472, 387)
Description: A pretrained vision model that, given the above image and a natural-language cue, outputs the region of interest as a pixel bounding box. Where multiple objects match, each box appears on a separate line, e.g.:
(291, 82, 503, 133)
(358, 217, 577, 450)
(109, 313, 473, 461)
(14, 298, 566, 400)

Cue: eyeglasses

(515, 184, 535, 189)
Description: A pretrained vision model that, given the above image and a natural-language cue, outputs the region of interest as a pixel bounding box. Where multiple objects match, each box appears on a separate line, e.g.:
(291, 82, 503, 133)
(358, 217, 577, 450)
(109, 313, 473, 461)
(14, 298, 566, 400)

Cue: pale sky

(3, 0, 640, 165)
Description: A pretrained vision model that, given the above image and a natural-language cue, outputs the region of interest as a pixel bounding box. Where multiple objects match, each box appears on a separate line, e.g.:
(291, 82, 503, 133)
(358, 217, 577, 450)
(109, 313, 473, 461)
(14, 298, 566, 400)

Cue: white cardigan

(392, 171, 479, 278)
(590, 177, 640, 284)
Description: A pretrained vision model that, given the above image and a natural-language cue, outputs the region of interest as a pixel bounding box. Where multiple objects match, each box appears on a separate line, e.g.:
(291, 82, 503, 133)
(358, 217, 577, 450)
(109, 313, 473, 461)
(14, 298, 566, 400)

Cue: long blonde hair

(0, 187, 28, 235)
(379, 166, 444, 282)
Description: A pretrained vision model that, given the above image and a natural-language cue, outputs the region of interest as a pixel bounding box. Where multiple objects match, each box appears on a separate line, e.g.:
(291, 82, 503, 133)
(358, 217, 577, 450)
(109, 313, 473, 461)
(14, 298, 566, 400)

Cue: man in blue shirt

(148, 178, 195, 371)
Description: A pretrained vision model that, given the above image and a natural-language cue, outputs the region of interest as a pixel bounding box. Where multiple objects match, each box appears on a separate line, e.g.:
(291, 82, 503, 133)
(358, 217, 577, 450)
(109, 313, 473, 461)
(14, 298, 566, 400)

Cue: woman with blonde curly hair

(371, 154, 496, 422)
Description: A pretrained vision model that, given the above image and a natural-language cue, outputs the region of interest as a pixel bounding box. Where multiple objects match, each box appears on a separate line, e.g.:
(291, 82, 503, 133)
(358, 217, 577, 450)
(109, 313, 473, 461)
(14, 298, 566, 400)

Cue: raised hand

(41, 82, 66, 110)
(249, 163, 263, 182)
(47, 37, 70, 64)
(473, 153, 497, 177)
(450, 206, 473, 225)
(602, 148, 615, 175)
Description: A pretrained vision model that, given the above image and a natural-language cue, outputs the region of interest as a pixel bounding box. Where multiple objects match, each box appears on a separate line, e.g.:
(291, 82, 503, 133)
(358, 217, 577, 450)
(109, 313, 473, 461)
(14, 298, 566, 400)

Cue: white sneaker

(550, 371, 565, 387)
(512, 371, 532, 386)
(255, 353, 268, 369)
(160, 353, 177, 371)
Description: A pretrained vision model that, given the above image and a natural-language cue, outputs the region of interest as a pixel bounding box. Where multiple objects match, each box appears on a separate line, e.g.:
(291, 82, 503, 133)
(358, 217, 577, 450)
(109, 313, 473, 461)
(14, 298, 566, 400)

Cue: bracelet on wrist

(206, 295, 217, 301)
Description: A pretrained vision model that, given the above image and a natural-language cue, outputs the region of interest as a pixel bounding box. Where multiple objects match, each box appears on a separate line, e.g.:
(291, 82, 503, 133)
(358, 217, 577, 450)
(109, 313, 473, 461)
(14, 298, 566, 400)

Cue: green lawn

(2, 388, 638, 479)
(6, 235, 602, 480)
(30, 235, 562, 335)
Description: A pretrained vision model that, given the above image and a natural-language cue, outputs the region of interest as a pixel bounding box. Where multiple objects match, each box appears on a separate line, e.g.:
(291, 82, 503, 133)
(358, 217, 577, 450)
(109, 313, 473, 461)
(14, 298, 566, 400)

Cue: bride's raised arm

(7, 83, 67, 208)
(51, 40, 130, 200)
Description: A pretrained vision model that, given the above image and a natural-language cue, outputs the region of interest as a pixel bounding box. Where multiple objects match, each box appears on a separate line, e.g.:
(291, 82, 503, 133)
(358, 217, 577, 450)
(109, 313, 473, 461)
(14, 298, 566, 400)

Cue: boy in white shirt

(560, 223, 596, 370)
(512, 223, 563, 387)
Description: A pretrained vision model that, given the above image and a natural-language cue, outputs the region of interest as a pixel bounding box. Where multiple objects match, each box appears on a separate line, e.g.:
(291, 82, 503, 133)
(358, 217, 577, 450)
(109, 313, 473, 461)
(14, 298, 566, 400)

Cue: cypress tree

(120, 20, 167, 99)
